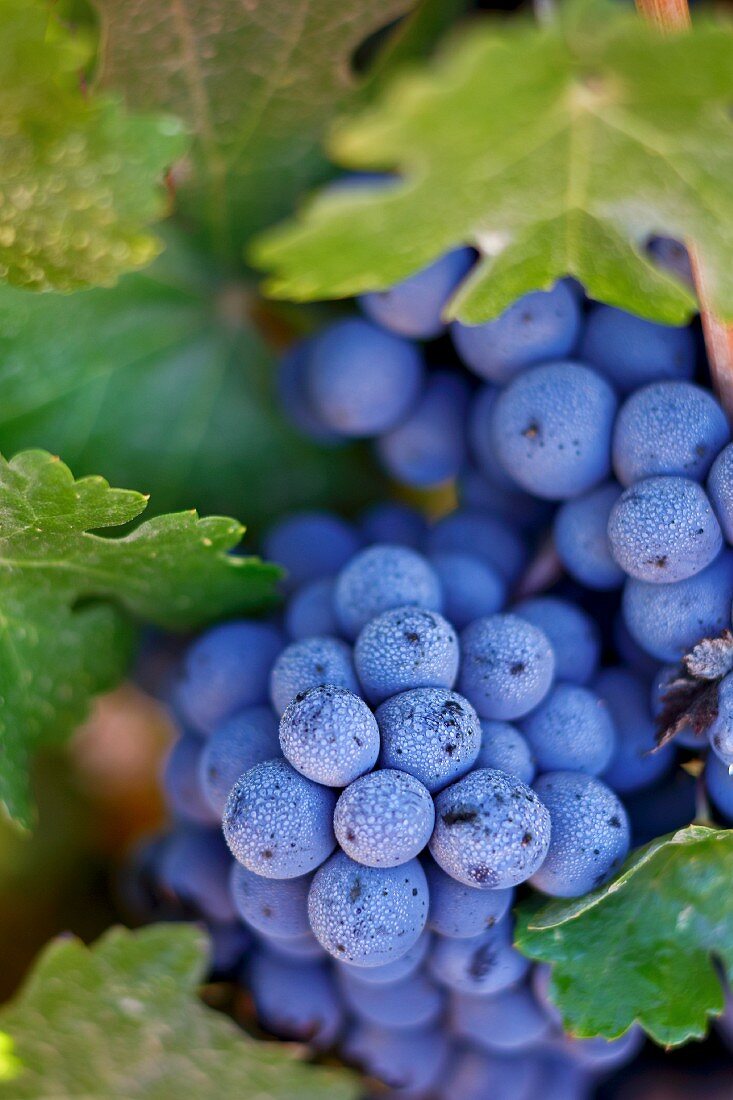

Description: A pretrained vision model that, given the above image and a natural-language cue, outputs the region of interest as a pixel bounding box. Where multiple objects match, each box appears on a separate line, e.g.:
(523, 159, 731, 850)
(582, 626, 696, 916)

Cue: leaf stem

(636, 0, 733, 424)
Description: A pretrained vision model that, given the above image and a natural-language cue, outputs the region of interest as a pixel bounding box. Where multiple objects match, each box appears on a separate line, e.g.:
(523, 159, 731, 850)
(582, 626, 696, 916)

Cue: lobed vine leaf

(0, 924, 358, 1099)
(0, 0, 186, 291)
(93, 0, 454, 262)
(516, 825, 733, 1046)
(253, 0, 733, 325)
(0, 448, 279, 830)
(0, 229, 380, 526)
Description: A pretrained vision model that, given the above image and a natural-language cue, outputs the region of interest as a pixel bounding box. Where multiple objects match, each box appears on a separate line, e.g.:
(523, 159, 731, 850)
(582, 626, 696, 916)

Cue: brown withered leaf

(654, 631, 733, 751)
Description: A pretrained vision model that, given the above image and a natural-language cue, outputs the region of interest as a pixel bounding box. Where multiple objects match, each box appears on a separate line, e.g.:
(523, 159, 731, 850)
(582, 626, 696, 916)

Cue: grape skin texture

(430, 768, 551, 889)
(707, 672, 733, 766)
(424, 859, 513, 939)
(223, 758, 336, 878)
(307, 318, 424, 437)
(284, 578, 339, 640)
(458, 614, 555, 720)
(708, 442, 733, 544)
(376, 371, 469, 488)
(427, 920, 530, 995)
(613, 381, 729, 486)
(198, 705, 280, 815)
(355, 606, 459, 705)
(530, 771, 630, 898)
(597, 668, 673, 794)
(248, 953, 342, 1048)
(376, 687, 481, 792)
(334, 544, 442, 639)
(451, 985, 552, 1052)
(333, 769, 435, 868)
(337, 932, 430, 985)
(338, 968, 443, 1029)
(519, 683, 616, 776)
(279, 685, 379, 787)
(307, 851, 428, 967)
(580, 304, 696, 393)
(451, 280, 581, 385)
(429, 550, 505, 629)
(608, 476, 722, 584)
(490, 361, 617, 500)
(269, 635, 359, 715)
(622, 550, 733, 661)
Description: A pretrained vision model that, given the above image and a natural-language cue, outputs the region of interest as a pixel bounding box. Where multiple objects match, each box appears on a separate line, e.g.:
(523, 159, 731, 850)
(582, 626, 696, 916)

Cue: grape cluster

(134, 245, 733, 1098)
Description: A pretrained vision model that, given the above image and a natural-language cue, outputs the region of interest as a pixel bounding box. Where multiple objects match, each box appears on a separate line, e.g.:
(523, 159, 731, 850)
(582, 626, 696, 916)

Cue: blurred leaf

(0, 0, 186, 291)
(0, 448, 279, 829)
(0, 230, 379, 525)
(93, 0, 462, 262)
(253, 0, 733, 324)
(516, 825, 733, 1046)
(0, 925, 359, 1099)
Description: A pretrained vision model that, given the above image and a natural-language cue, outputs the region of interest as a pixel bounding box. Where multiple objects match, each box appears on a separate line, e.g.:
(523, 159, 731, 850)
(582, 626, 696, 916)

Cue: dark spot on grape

(262, 849, 273, 859)
(468, 943, 496, 978)
(444, 743, 456, 756)
(405, 632, 420, 644)
(442, 807, 478, 826)
(336, 944, 346, 953)
(609, 815, 621, 828)
(510, 662, 526, 676)
(350, 879, 362, 902)
(346, 829, 356, 842)
(522, 421, 540, 440)
(522, 832, 533, 846)
(412, 888, 418, 896)
(471, 865, 499, 886)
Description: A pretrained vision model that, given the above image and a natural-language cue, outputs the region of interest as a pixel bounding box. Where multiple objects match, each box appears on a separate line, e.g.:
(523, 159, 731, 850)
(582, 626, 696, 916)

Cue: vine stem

(635, 0, 733, 423)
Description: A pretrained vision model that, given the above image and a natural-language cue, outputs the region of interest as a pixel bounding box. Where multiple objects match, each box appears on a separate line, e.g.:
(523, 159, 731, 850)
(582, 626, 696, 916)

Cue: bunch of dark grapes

(132, 234, 733, 1099)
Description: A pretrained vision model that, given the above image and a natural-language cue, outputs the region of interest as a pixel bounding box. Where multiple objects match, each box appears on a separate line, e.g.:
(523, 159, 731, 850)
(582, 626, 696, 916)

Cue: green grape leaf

(516, 825, 733, 1046)
(0, 0, 187, 291)
(0, 447, 279, 830)
(0, 229, 380, 526)
(0, 924, 358, 1099)
(253, 0, 733, 325)
(93, 0, 459, 261)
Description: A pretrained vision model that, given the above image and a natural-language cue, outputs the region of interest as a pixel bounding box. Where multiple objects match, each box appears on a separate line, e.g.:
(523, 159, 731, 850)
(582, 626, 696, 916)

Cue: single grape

(360, 501, 428, 549)
(264, 511, 362, 590)
(514, 596, 600, 685)
(270, 636, 359, 715)
(613, 381, 729, 486)
(279, 685, 379, 786)
(229, 863, 311, 939)
(426, 508, 528, 584)
(519, 683, 616, 776)
(158, 827, 237, 923)
(163, 733, 218, 825)
(622, 550, 733, 661)
(424, 858, 513, 938)
(198, 705, 280, 815)
(376, 371, 469, 487)
(343, 1022, 450, 1095)
(707, 671, 733, 766)
(705, 752, 733, 820)
(308, 851, 428, 967)
(596, 667, 673, 794)
(355, 607, 459, 705)
(490, 361, 617, 500)
(451, 280, 581, 384)
(307, 318, 424, 436)
(427, 920, 529, 995)
(207, 921, 252, 977)
(335, 544, 442, 639)
(580, 304, 696, 393)
(334, 770, 435, 867)
(285, 577, 340, 640)
(261, 930, 327, 961)
(337, 932, 430, 985)
(223, 758, 335, 878)
(450, 985, 552, 1052)
(338, 968, 444, 1029)
(557, 1028, 644, 1072)
(247, 953, 343, 1048)
(553, 483, 625, 590)
(430, 768, 551, 889)
(359, 247, 474, 338)
(175, 621, 283, 735)
(458, 613, 555, 720)
(708, 442, 733, 544)
(476, 720, 536, 785)
(276, 339, 341, 444)
(608, 476, 722, 583)
(530, 771, 630, 897)
(429, 551, 505, 629)
(376, 687, 481, 792)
